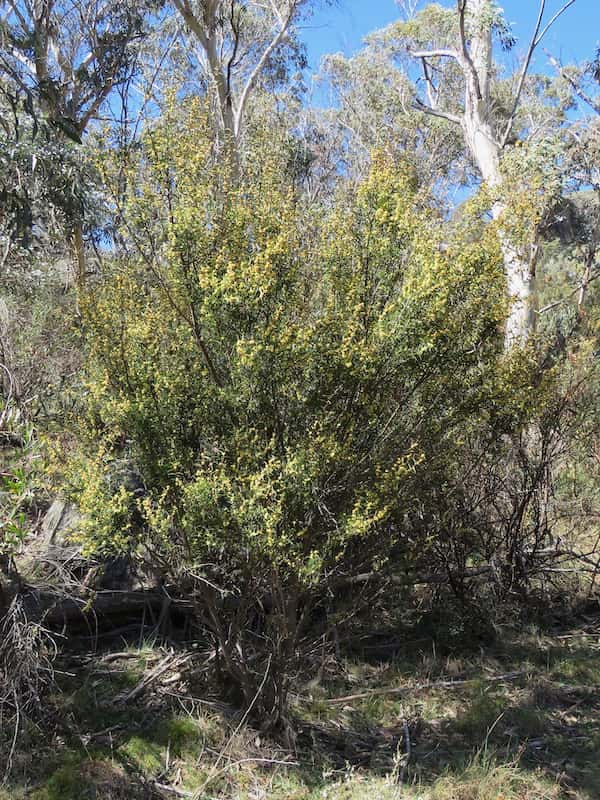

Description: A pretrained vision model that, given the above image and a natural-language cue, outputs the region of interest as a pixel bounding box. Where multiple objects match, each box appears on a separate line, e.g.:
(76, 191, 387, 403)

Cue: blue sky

(301, 0, 600, 75)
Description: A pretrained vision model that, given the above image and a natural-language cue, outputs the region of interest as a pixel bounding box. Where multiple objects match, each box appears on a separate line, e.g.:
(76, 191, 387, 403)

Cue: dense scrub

(66, 105, 504, 725)
(1, 0, 600, 794)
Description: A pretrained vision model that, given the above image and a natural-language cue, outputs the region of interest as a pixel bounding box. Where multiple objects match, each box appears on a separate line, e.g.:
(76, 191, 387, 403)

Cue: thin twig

(326, 671, 526, 705)
(501, 0, 577, 146)
(398, 717, 411, 785)
(193, 654, 273, 800)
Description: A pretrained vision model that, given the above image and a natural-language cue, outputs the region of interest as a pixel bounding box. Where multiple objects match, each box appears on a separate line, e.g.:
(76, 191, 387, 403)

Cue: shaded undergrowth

(2, 611, 600, 800)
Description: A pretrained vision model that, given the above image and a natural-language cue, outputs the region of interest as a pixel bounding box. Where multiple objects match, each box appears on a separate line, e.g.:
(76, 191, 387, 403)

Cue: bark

(172, 0, 300, 160)
(0, 584, 193, 629)
(415, 0, 543, 347)
(491, 202, 536, 346)
(461, 0, 534, 347)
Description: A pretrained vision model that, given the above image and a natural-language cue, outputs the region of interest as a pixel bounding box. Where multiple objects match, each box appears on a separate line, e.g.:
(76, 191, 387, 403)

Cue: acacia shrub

(69, 101, 508, 730)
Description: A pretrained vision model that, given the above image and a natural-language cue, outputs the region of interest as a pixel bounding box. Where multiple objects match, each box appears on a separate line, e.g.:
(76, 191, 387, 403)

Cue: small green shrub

(68, 101, 547, 729)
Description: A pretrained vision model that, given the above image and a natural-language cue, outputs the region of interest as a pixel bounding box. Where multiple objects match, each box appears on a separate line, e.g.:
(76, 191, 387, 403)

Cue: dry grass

(0, 596, 57, 780)
(2, 616, 600, 799)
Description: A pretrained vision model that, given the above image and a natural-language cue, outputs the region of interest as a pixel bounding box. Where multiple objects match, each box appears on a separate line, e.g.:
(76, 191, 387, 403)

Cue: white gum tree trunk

(463, 117, 536, 347)
(461, 0, 535, 347)
(172, 0, 301, 160)
(412, 0, 551, 347)
(491, 203, 536, 346)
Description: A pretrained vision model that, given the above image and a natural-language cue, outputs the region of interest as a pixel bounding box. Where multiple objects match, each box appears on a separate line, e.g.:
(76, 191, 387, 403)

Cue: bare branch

(534, 0, 577, 48)
(501, 0, 578, 147)
(547, 52, 600, 115)
(267, 0, 285, 27)
(1, 43, 36, 78)
(536, 266, 600, 315)
(414, 97, 462, 126)
(172, 0, 209, 50)
(500, 0, 546, 148)
(327, 671, 525, 705)
(420, 56, 438, 108)
(233, 1, 298, 137)
(6, 0, 30, 34)
(410, 48, 460, 61)
(79, 76, 114, 130)
(0, 51, 35, 95)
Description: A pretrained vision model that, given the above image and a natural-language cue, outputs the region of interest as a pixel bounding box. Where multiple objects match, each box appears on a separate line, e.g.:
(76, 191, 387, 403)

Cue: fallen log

(5, 586, 194, 630)
(333, 549, 600, 591)
(4, 545, 595, 634)
(338, 565, 493, 588)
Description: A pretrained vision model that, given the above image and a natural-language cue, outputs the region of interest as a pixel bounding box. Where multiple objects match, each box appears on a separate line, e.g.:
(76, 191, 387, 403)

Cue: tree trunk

(492, 204, 536, 346)
(462, 0, 535, 347)
(72, 222, 86, 290)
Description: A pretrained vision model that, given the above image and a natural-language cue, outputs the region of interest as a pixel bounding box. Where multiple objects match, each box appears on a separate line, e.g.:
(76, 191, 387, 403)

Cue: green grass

(2, 620, 600, 799)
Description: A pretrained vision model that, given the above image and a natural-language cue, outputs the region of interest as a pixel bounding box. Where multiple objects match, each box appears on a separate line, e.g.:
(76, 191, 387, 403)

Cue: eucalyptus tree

(538, 115, 600, 335)
(400, 0, 577, 346)
(316, 2, 576, 346)
(319, 37, 469, 199)
(0, 88, 89, 273)
(170, 0, 315, 156)
(540, 43, 600, 331)
(0, 0, 154, 283)
(0, 0, 152, 138)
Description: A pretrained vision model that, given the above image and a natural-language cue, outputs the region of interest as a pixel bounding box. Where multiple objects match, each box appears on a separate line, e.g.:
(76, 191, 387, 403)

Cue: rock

(28, 499, 160, 595)
(40, 498, 81, 556)
(38, 501, 134, 589)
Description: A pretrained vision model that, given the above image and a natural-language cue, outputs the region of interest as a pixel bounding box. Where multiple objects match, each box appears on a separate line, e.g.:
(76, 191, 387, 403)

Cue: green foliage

(0, 407, 37, 558)
(386, 4, 457, 51)
(32, 754, 83, 800)
(71, 102, 508, 586)
(59, 100, 542, 725)
(0, 93, 94, 274)
(0, 0, 598, 777)
(118, 735, 163, 774)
